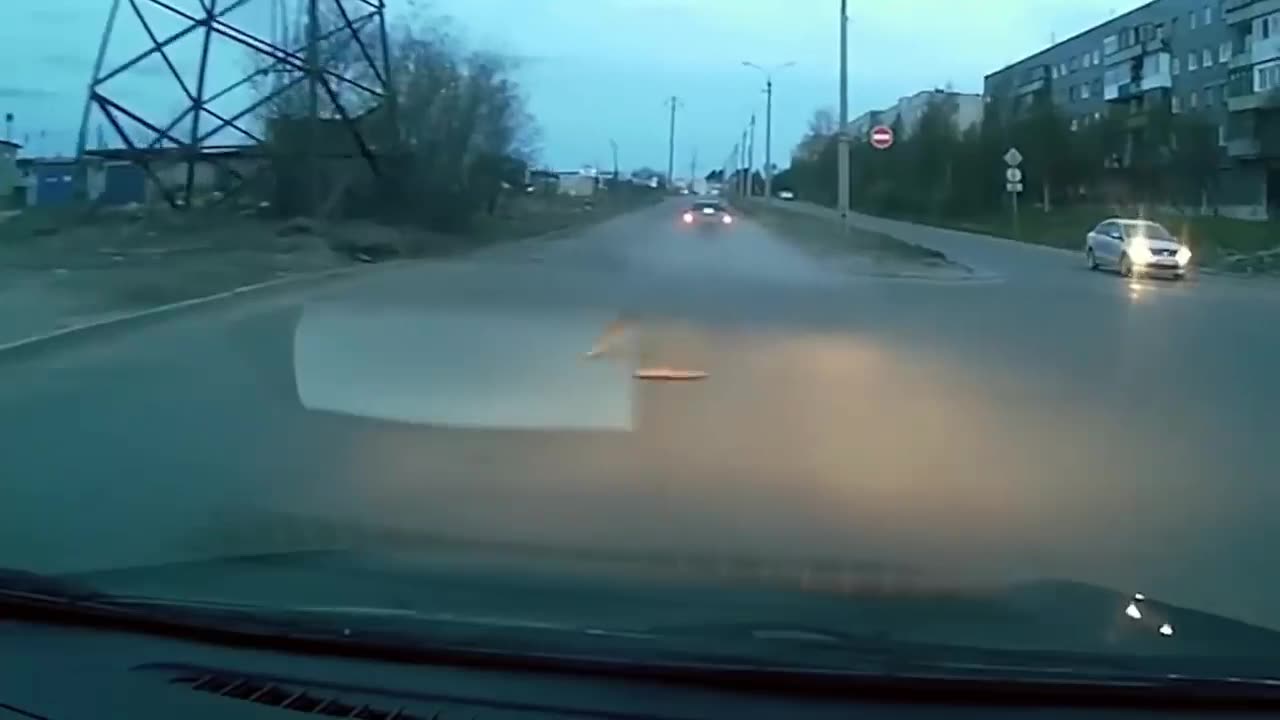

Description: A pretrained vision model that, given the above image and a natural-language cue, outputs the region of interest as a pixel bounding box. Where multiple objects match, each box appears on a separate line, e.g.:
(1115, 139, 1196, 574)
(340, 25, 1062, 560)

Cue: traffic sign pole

(1004, 147, 1022, 239)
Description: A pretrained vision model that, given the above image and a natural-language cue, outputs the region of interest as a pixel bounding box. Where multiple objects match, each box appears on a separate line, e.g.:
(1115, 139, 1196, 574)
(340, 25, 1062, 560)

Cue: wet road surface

(4, 198, 1280, 633)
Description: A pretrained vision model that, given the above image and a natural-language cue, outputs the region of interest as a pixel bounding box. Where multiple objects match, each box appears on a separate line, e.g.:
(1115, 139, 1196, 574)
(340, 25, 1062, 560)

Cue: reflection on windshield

(1124, 223, 1174, 241)
(9, 0, 1280, 685)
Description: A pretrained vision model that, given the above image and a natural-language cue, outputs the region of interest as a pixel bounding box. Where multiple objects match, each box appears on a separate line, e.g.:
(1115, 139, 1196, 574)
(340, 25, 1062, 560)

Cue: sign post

(1003, 148, 1023, 239)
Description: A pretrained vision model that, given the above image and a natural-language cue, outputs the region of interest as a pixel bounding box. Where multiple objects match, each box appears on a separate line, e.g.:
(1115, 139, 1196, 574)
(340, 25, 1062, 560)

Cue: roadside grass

(862, 205, 1280, 268)
(1, 190, 667, 341)
(469, 190, 663, 244)
(735, 199, 956, 267)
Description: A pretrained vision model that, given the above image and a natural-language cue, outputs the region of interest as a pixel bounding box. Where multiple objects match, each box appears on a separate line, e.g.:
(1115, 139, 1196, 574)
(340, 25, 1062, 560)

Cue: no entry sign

(869, 125, 894, 150)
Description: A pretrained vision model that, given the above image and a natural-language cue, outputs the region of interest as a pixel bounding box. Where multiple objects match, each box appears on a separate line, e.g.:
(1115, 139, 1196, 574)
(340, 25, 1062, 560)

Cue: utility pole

(665, 96, 682, 190)
(689, 148, 697, 189)
(609, 138, 619, 181)
(306, 0, 321, 215)
(764, 77, 774, 201)
(742, 61, 793, 203)
(747, 113, 756, 197)
(837, 0, 851, 226)
(740, 128, 749, 195)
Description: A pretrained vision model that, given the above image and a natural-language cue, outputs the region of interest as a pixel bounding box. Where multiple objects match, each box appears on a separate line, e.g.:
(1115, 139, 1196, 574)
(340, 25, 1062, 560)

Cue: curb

(0, 262, 384, 362)
(735, 199, 991, 280)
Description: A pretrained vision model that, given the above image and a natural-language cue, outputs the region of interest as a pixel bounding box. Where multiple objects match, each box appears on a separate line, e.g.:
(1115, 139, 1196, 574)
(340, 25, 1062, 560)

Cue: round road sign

(869, 125, 894, 150)
(1005, 167, 1023, 183)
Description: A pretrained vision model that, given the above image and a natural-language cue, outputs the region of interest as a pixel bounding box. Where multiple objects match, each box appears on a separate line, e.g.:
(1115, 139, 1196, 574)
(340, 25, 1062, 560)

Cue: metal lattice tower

(77, 0, 393, 209)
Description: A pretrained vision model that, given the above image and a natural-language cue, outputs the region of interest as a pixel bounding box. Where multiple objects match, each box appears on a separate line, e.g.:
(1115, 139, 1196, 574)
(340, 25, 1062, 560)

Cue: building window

(1083, 52, 1092, 68)
(1171, 94, 1182, 112)
(1189, 11, 1196, 30)
(1220, 41, 1231, 62)
(1070, 118, 1079, 131)
(1258, 62, 1280, 92)
(1051, 65, 1059, 79)
(1070, 56, 1080, 71)
(1093, 78, 1103, 96)
(1205, 85, 1216, 104)
(1093, 49, 1101, 65)
(1190, 90, 1199, 108)
(1203, 48, 1214, 67)
(1188, 51, 1199, 70)
(1081, 82, 1091, 99)
(1261, 16, 1272, 41)
(1104, 34, 1119, 54)
(1172, 56, 1181, 74)
(1156, 23, 1165, 41)
(1095, 110, 1103, 121)
(1204, 5, 1212, 25)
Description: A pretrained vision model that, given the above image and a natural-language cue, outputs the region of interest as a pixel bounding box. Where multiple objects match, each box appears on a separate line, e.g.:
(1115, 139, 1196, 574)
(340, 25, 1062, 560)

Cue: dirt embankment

(0, 192, 659, 345)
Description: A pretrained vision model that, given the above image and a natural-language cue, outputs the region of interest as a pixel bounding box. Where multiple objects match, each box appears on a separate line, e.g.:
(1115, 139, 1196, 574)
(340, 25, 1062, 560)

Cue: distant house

(556, 170, 597, 197)
(0, 140, 19, 207)
(17, 157, 89, 208)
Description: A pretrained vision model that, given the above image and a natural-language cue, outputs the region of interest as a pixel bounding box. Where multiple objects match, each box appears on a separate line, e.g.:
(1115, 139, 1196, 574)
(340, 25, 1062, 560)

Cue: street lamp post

(837, 0, 850, 226)
(743, 60, 794, 203)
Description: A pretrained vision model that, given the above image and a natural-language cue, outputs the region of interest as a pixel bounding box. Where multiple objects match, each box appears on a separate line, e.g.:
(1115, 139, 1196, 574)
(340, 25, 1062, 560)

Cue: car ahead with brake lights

(682, 199, 733, 227)
(1085, 218, 1191, 280)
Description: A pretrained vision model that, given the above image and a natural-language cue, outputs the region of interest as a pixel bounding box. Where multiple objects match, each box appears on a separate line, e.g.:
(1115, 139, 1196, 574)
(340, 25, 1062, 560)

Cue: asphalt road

(4, 197, 1280, 636)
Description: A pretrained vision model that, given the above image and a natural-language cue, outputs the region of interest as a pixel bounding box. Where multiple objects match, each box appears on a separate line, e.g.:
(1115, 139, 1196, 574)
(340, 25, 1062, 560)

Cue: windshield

(1123, 222, 1175, 242)
(6, 0, 1280, 684)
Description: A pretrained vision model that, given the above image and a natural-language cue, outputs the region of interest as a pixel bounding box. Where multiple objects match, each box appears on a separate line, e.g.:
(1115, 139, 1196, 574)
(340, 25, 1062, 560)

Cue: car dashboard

(2, 619, 1258, 720)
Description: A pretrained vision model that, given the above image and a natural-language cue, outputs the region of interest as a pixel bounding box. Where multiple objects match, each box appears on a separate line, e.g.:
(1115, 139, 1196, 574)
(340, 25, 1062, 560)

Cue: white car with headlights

(1085, 218, 1191, 280)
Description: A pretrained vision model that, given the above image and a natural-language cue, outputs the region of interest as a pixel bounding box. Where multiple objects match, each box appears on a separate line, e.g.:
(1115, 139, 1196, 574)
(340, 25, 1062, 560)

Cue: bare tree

(251, 4, 537, 228)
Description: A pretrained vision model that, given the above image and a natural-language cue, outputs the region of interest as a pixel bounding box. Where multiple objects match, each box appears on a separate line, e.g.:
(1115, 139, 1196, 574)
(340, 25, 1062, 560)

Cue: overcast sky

(1, 0, 1147, 175)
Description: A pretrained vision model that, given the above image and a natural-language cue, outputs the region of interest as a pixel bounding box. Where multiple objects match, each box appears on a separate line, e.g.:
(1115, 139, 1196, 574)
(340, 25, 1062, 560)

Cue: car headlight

(682, 212, 693, 223)
(1176, 245, 1192, 266)
(722, 214, 732, 224)
(1129, 242, 1153, 263)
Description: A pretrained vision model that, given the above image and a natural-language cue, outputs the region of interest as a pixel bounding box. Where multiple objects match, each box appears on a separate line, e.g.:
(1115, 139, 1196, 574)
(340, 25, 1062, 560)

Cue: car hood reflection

(293, 300, 636, 431)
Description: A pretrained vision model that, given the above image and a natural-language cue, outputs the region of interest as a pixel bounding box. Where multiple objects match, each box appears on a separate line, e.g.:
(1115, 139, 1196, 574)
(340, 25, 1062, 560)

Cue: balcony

(1105, 81, 1143, 102)
(1226, 136, 1262, 157)
(1228, 90, 1280, 112)
(1016, 77, 1047, 95)
(1105, 43, 1143, 64)
(1230, 52, 1254, 69)
(1224, 0, 1280, 26)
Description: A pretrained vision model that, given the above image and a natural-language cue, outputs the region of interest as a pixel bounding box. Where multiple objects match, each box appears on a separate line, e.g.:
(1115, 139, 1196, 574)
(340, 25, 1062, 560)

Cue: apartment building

(985, 0, 1280, 219)
(848, 89, 984, 141)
